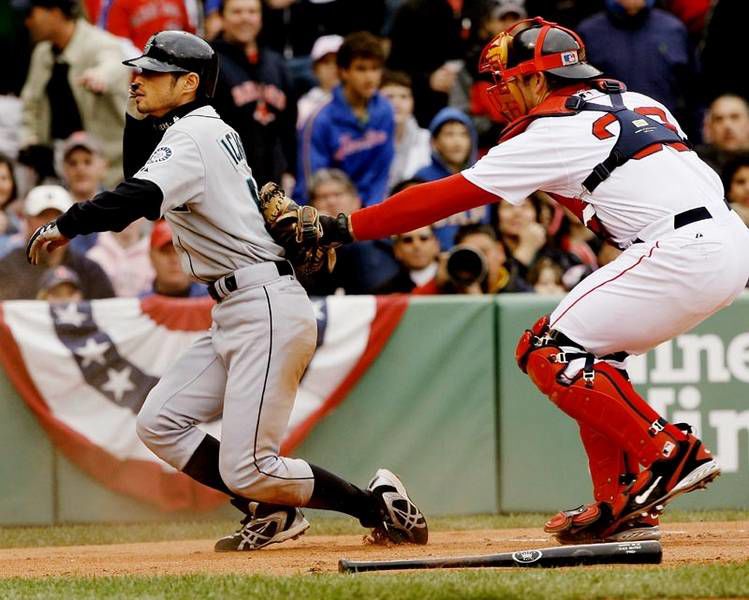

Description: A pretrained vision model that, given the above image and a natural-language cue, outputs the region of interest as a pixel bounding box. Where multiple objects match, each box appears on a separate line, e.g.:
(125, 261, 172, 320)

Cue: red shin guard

(579, 424, 634, 503)
(525, 347, 685, 468)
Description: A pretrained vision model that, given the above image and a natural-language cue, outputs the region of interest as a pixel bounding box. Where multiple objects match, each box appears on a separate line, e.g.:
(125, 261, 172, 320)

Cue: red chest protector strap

(498, 79, 626, 142)
(498, 96, 578, 143)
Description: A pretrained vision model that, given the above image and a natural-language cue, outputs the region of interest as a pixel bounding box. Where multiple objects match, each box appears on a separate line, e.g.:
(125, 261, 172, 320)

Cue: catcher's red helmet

(478, 18, 602, 123)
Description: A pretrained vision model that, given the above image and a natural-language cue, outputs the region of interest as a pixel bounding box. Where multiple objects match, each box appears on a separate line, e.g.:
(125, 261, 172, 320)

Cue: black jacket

(211, 37, 297, 186)
(0, 247, 115, 301)
(373, 267, 419, 294)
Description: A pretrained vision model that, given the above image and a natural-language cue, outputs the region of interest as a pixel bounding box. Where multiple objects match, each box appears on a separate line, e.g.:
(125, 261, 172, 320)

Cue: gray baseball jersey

(135, 105, 284, 282)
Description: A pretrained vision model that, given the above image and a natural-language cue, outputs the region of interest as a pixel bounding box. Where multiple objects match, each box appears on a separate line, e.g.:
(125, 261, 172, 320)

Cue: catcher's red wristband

(349, 174, 500, 241)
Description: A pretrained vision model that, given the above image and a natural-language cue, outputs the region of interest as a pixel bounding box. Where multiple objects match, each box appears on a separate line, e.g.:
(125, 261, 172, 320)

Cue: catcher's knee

(515, 315, 551, 372)
(515, 316, 594, 399)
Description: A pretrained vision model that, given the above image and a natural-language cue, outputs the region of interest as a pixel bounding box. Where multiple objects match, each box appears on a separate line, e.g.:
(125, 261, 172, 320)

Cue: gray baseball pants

(136, 264, 317, 506)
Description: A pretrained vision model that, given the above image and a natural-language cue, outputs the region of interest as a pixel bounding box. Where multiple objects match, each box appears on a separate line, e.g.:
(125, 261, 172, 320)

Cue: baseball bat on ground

(338, 540, 662, 573)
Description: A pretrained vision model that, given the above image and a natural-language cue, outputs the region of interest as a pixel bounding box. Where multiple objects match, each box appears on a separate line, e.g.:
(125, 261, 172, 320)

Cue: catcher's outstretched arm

(349, 174, 499, 241)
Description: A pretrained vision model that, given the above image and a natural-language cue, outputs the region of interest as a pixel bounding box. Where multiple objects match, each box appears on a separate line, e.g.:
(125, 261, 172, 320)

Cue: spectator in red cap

(141, 220, 209, 298)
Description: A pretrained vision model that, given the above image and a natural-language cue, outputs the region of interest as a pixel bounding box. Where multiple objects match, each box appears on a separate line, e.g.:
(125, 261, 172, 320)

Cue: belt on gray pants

(208, 261, 294, 302)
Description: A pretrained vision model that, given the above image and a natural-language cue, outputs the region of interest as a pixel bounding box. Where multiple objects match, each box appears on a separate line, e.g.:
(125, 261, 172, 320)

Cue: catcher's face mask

(478, 17, 594, 124)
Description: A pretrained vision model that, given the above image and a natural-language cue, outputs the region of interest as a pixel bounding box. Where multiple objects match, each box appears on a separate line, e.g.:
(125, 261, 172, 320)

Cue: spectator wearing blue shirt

(577, 0, 690, 116)
(295, 31, 394, 207)
(414, 107, 488, 250)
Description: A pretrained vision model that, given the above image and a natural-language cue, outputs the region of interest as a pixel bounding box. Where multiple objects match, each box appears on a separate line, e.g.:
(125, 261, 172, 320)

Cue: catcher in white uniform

(26, 31, 427, 551)
(316, 18, 749, 544)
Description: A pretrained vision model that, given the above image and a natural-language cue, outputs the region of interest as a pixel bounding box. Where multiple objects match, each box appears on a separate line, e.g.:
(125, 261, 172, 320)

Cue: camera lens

(446, 245, 488, 288)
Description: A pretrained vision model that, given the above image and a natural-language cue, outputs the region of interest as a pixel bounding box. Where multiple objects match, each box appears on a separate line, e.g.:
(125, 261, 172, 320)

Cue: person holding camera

(413, 224, 531, 295)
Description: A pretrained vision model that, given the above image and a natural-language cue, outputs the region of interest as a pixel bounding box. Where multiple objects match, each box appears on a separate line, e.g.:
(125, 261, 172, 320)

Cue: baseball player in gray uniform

(27, 31, 428, 551)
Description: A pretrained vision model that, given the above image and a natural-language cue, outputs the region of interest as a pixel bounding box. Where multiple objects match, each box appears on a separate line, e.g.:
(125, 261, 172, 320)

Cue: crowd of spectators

(0, 0, 747, 303)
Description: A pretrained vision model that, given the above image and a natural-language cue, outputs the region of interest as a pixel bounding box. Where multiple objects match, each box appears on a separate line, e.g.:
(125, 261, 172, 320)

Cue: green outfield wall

(0, 294, 746, 524)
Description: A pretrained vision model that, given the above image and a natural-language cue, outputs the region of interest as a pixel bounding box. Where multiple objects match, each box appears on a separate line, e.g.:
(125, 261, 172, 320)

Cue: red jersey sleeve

(349, 174, 500, 241)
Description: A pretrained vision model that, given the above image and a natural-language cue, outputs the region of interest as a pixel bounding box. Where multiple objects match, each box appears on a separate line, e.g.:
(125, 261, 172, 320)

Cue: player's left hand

(26, 221, 69, 265)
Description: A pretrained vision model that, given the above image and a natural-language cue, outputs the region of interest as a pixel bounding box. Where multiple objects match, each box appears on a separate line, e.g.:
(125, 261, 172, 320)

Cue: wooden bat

(338, 540, 662, 573)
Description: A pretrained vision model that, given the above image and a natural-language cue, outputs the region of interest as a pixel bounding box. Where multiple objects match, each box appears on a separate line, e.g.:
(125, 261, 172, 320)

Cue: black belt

(208, 261, 294, 302)
(632, 206, 712, 245)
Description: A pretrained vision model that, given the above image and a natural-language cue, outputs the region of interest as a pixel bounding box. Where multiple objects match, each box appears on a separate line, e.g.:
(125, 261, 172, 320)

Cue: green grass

(0, 510, 746, 549)
(1, 512, 747, 598)
(1, 564, 749, 600)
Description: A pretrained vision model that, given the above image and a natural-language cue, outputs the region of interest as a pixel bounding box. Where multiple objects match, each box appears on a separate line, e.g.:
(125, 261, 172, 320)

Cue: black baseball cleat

(616, 432, 720, 525)
(214, 502, 309, 552)
(366, 468, 428, 545)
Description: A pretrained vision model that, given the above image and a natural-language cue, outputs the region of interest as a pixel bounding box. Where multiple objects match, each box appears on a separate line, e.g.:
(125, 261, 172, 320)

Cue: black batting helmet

(123, 31, 219, 99)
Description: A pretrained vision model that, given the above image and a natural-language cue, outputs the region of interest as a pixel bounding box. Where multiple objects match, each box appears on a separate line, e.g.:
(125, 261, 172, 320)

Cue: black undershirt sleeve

(123, 113, 164, 178)
(56, 177, 164, 239)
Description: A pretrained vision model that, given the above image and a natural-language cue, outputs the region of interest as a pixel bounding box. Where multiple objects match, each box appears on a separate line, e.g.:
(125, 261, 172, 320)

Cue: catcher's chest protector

(498, 79, 689, 194)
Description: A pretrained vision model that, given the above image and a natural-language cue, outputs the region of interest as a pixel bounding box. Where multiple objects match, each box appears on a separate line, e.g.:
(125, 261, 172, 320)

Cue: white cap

(25, 185, 73, 216)
(490, 0, 527, 19)
(310, 34, 344, 63)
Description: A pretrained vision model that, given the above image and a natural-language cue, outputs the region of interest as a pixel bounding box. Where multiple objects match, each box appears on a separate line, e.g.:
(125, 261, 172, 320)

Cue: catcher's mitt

(257, 182, 335, 276)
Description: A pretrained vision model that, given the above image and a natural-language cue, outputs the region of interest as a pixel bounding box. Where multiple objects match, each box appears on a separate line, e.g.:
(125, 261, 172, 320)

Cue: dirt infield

(1, 521, 746, 578)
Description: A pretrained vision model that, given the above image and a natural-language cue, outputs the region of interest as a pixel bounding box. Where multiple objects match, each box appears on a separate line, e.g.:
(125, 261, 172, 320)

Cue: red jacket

(100, 0, 194, 51)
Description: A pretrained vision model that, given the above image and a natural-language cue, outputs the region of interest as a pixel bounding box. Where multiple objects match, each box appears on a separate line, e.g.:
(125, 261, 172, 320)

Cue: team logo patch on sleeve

(561, 51, 578, 65)
(146, 146, 173, 164)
